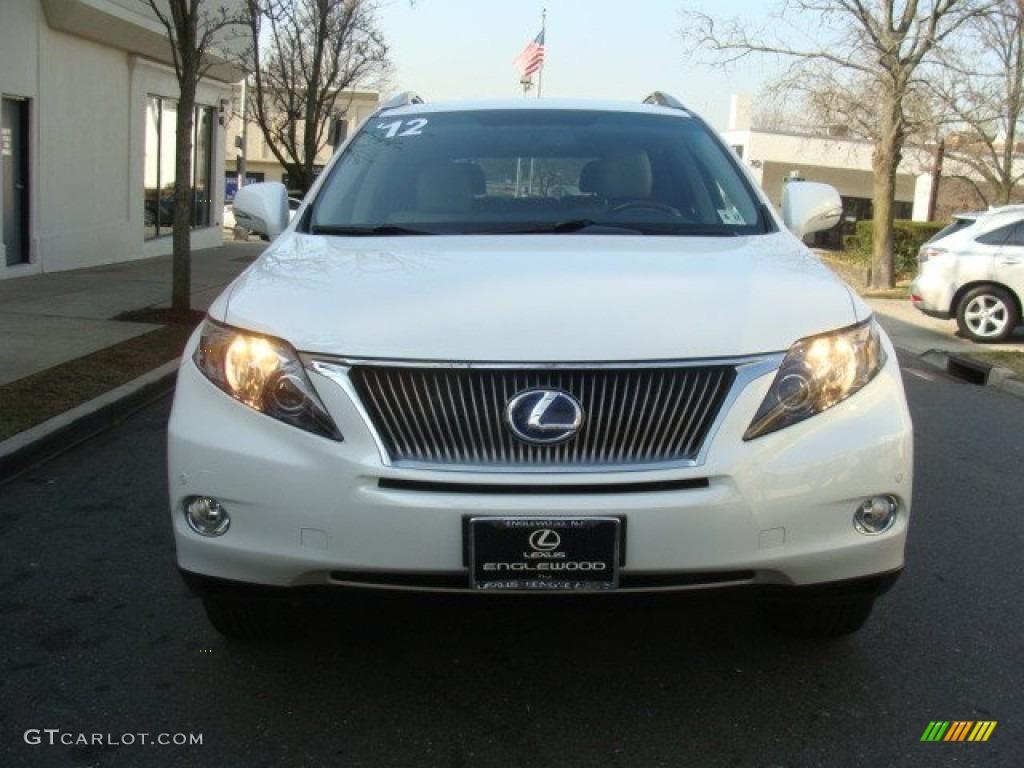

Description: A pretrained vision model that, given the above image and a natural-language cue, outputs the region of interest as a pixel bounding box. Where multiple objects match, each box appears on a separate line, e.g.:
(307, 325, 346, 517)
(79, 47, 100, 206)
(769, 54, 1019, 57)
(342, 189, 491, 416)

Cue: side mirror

(782, 181, 843, 238)
(233, 182, 290, 240)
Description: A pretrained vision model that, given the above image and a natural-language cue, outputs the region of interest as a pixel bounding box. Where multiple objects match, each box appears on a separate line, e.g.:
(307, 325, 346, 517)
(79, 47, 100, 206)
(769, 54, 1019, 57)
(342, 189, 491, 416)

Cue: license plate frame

(468, 517, 621, 591)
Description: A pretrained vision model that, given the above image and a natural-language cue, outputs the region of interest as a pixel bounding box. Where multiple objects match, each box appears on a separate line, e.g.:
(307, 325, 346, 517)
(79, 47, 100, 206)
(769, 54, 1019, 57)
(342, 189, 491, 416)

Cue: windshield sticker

(377, 118, 429, 138)
(718, 208, 745, 225)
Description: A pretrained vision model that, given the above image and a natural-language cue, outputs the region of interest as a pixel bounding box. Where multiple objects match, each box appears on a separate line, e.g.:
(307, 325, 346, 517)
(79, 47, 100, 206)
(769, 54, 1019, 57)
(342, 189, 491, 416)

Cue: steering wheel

(610, 200, 684, 217)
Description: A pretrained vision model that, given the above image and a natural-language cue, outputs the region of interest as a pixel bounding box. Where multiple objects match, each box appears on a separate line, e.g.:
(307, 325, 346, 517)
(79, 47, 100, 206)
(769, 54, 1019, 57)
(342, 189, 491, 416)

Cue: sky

(374, 0, 785, 131)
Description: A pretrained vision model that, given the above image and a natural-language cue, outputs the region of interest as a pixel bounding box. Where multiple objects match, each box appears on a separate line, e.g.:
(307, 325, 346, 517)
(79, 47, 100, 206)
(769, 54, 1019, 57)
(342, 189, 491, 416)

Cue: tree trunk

(172, 90, 196, 311)
(149, 0, 234, 314)
(869, 93, 901, 290)
(870, 165, 895, 290)
(283, 162, 309, 193)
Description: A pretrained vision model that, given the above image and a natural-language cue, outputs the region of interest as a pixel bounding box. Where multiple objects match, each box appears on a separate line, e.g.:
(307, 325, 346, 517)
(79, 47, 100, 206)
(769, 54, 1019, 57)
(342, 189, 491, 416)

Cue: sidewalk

(0, 240, 265, 478)
(866, 296, 1024, 357)
(0, 242, 1020, 478)
(0, 241, 266, 387)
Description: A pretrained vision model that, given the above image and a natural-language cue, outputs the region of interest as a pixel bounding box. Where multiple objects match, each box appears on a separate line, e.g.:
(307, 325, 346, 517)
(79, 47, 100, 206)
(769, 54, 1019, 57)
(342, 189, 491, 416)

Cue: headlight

(194, 319, 342, 440)
(744, 319, 886, 440)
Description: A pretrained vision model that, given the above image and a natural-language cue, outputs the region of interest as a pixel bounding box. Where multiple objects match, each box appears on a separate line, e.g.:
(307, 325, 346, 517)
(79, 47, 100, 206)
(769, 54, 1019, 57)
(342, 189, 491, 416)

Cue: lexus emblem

(505, 389, 584, 445)
(528, 529, 561, 551)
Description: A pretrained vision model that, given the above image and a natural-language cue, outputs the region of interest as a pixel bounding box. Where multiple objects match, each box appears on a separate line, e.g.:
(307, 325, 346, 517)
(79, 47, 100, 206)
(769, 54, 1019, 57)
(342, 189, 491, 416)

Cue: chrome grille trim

(310, 356, 782, 473)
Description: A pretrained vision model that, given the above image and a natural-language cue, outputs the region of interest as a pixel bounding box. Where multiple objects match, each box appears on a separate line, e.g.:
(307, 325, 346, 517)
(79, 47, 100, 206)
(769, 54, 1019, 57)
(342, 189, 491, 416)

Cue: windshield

(309, 109, 768, 236)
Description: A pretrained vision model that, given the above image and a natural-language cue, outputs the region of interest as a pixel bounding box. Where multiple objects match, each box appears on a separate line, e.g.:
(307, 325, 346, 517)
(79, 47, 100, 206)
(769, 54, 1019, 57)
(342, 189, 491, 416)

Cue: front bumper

(167, 340, 913, 594)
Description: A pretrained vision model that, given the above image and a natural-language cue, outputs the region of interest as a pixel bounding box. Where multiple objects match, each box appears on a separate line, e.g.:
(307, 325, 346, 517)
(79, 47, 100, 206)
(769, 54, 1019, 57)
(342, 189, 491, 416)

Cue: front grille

(347, 363, 736, 469)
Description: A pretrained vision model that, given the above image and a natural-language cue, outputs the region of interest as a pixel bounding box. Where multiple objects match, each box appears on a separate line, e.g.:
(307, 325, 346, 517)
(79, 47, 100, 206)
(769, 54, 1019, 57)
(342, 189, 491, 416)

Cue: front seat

(578, 159, 604, 195)
(595, 149, 653, 202)
(416, 163, 475, 214)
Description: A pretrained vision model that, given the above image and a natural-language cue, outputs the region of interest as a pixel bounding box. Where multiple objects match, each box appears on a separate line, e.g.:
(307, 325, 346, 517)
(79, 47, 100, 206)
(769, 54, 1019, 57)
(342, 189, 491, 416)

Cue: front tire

(956, 285, 1019, 342)
(201, 596, 305, 643)
(763, 596, 875, 639)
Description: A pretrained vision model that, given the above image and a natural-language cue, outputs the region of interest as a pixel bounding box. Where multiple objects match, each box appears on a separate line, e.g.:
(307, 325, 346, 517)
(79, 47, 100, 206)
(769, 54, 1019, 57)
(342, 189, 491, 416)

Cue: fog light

(185, 496, 230, 537)
(853, 495, 899, 535)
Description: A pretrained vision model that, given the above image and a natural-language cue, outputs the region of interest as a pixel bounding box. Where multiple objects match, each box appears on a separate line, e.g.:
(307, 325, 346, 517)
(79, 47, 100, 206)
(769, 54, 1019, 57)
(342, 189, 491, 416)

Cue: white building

(720, 96, 929, 247)
(224, 85, 379, 195)
(0, 0, 242, 280)
(723, 96, 1024, 240)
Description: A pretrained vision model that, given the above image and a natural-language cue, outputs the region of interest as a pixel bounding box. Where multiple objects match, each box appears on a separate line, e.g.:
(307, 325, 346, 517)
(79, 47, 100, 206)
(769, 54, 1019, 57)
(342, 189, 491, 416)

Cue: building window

(193, 106, 213, 228)
(143, 96, 215, 240)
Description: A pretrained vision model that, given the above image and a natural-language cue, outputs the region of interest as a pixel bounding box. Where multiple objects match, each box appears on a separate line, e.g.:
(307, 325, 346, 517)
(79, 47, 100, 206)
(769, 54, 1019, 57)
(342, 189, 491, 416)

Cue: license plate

(468, 517, 620, 590)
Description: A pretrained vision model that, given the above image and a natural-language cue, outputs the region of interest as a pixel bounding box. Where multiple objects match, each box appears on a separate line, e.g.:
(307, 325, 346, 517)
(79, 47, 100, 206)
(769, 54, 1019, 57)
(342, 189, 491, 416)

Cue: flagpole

(537, 8, 546, 99)
(529, 9, 545, 192)
(531, 6, 543, 192)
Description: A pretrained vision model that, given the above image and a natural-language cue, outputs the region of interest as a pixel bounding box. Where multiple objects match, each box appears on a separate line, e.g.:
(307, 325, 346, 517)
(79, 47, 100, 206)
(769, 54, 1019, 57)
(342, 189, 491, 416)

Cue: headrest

(596, 150, 652, 199)
(459, 162, 486, 195)
(416, 163, 474, 213)
(578, 160, 604, 194)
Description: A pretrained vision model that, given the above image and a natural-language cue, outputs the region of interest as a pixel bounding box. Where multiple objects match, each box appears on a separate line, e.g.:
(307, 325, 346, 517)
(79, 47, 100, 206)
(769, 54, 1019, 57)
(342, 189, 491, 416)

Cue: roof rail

(643, 92, 688, 111)
(378, 91, 425, 111)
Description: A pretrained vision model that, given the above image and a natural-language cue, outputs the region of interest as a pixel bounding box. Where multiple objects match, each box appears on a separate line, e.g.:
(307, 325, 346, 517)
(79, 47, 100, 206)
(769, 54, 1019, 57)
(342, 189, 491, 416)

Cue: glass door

(2, 96, 30, 266)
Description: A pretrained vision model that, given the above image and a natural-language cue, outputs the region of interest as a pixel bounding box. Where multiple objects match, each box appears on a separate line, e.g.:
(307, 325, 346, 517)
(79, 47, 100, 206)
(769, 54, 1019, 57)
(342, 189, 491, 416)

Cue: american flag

(513, 30, 545, 77)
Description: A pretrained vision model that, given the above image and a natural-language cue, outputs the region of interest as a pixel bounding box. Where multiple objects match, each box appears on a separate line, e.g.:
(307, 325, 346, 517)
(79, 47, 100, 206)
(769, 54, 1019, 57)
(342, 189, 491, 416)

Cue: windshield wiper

(309, 224, 436, 236)
(474, 220, 742, 236)
(479, 220, 644, 235)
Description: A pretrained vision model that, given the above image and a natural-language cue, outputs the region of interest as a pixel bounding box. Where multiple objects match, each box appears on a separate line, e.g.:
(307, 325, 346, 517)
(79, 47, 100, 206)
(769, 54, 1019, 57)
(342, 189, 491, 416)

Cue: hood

(213, 233, 863, 361)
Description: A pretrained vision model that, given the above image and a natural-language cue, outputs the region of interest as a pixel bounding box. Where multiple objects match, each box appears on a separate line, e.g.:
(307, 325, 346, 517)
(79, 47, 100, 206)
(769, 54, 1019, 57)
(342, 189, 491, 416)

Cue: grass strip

(0, 324, 196, 442)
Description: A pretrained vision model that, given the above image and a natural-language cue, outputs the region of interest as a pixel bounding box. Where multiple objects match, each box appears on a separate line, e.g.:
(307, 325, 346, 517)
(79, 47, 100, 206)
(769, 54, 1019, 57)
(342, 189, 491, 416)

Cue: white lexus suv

(910, 205, 1024, 342)
(168, 92, 913, 641)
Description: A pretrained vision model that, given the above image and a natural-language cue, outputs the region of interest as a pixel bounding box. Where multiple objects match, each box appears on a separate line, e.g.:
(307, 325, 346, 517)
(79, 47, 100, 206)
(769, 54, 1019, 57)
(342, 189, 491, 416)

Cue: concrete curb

(0, 359, 181, 483)
(918, 349, 1024, 397)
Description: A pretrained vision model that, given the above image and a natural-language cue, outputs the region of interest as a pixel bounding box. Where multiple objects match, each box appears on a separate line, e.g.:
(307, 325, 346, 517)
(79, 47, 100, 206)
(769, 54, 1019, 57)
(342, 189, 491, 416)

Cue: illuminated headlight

(194, 319, 342, 440)
(744, 318, 886, 440)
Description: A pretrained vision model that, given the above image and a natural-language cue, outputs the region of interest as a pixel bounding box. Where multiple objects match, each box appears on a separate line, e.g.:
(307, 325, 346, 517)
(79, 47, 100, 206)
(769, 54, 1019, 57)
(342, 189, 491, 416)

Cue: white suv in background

(168, 92, 913, 642)
(911, 205, 1024, 342)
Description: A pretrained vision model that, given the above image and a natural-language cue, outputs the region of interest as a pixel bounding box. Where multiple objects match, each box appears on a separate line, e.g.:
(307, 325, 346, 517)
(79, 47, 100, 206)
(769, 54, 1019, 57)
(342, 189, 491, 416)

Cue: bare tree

(681, 0, 996, 289)
(146, 0, 242, 312)
(748, 84, 807, 132)
(926, 0, 1024, 207)
(243, 0, 391, 194)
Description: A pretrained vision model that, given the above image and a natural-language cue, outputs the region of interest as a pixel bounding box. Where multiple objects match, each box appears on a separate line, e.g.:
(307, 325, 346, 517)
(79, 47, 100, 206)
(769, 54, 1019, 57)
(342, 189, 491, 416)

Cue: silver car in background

(911, 205, 1024, 342)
